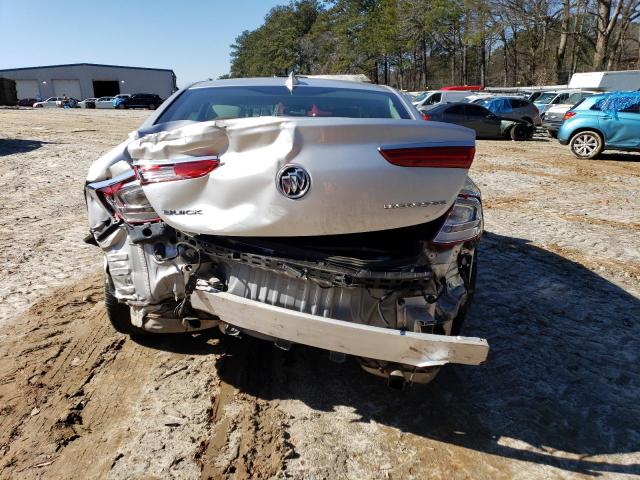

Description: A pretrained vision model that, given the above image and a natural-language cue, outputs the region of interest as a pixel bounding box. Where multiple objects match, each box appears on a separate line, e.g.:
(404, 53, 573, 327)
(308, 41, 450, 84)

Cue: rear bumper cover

(191, 287, 489, 368)
(542, 119, 563, 132)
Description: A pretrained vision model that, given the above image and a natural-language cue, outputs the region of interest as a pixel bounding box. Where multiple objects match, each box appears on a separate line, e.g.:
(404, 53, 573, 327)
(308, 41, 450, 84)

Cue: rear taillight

(563, 111, 577, 121)
(379, 146, 475, 168)
(432, 178, 483, 245)
(134, 158, 220, 185)
(421, 112, 430, 121)
(98, 179, 160, 224)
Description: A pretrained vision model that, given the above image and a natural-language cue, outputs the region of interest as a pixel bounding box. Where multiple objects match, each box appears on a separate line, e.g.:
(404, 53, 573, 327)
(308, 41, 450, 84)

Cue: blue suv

(558, 92, 640, 159)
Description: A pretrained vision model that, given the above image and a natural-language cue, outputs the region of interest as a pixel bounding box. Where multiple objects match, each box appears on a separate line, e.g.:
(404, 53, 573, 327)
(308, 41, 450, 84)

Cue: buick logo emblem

(276, 165, 311, 199)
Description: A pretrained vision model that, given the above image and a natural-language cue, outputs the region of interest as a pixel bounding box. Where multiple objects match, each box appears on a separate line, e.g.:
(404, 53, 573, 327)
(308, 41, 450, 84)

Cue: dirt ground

(0, 108, 639, 480)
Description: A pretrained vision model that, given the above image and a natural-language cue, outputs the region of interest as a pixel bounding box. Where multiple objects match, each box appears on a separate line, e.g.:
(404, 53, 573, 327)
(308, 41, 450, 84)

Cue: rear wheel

(148, 103, 156, 110)
(104, 272, 147, 335)
(570, 131, 603, 159)
(510, 124, 529, 141)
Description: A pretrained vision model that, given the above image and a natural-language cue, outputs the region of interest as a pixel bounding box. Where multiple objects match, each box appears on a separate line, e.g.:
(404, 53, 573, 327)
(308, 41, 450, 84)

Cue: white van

(568, 70, 640, 91)
(412, 90, 474, 109)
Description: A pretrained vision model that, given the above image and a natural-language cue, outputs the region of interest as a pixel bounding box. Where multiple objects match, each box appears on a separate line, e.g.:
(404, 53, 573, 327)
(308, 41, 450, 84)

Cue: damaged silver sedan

(85, 76, 488, 386)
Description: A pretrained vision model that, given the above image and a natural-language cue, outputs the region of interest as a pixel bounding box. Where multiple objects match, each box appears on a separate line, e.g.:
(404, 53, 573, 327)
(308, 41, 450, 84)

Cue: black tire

(148, 103, 156, 110)
(569, 130, 603, 159)
(104, 273, 147, 335)
(510, 124, 529, 141)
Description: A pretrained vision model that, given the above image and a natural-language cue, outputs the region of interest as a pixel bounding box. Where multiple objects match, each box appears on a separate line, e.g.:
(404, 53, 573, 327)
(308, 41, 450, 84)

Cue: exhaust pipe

(387, 370, 406, 390)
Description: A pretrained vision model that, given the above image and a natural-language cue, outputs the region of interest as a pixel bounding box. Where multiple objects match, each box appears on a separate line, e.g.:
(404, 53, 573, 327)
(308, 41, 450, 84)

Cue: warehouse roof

(0, 63, 175, 73)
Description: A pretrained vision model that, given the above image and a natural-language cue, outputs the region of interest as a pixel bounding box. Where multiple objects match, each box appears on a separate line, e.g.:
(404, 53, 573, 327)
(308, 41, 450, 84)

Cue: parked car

(111, 94, 131, 108)
(84, 76, 488, 387)
(541, 91, 598, 137)
(533, 90, 593, 114)
(472, 96, 541, 125)
(413, 90, 473, 109)
(421, 102, 534, 140)
(115, 93, 163, 110)
(95, 96, 115, 109)
(558, 92, 640, 159)
(33, 97, 62, 108)
(78, 98, 97, 109)
(17, 97, 38, 107)
(58, 97, 79, 108)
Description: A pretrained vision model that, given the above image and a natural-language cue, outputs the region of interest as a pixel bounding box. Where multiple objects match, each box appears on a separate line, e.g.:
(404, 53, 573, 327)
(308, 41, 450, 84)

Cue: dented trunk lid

(129, 117, 474, 237)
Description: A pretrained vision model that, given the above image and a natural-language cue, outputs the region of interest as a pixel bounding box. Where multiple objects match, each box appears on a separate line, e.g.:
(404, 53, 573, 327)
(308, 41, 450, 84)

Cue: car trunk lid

(129, 117, 474, 237)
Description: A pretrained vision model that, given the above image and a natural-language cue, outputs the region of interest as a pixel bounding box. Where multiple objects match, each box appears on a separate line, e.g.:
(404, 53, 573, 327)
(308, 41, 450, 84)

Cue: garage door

(53, 79, 82, 99)
(16, 80, 40, 99)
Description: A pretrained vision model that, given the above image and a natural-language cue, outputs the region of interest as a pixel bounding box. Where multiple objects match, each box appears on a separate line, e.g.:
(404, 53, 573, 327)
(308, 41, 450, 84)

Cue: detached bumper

(191, 288, 489, 368)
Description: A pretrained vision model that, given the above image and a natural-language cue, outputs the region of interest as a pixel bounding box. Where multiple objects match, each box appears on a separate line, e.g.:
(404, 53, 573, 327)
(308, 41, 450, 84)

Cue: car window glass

(535, 92, 557, 104)
(465, 105, 490, 117)
(554, 94, 568, 104)
(425, 93, 441, 105)
(622, 101, 640, 113)
(568, 92, 587, 104)
(157, 85, 412, 123)
(446, 105, 465, 115)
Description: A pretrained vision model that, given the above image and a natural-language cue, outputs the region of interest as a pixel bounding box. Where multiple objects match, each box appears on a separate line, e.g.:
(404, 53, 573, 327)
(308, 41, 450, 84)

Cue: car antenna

(285, 71, 298, 93)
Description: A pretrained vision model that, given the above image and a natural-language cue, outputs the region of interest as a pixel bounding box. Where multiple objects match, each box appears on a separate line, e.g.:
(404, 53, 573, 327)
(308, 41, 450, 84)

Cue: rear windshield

(156, 85, 411, 123)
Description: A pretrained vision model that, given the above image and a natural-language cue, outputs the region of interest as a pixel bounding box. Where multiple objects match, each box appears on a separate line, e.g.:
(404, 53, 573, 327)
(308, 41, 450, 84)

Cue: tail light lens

(563, 111, 577, 121)
(421, 112, 430, 121)
(379, 146, 475, 168)
(432, 178, 483, 245)
(99, 180, 160, 224)
(134, 158, 220, 185)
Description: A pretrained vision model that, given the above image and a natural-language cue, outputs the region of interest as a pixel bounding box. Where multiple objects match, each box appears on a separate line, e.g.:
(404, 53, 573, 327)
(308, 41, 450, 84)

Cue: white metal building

(0, 63, 177, 100)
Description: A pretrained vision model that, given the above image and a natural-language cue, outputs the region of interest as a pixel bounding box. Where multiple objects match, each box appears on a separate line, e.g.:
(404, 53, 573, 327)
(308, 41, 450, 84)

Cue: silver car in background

(84, 76, 488, 387)
(95, 96, 115, 109)
(33, 97, 63, 108)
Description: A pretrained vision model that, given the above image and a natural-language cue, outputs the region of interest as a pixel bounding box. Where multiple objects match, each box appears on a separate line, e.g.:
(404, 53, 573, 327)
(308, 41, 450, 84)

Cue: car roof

(188, 76, 393, 93)
(427, 102, 481, 111)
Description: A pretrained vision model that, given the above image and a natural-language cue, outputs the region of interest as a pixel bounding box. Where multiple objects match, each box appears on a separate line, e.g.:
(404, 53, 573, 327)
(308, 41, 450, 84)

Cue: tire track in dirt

(198, 339, 294, 479)
(0, 273, 224, 479)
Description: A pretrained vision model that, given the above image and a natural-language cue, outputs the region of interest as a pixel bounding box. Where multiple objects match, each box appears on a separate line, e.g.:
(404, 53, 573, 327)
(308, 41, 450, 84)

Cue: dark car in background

(17, 98, 38, 107)
(471, 96, 541, 125)
(420, 102, 534, 140)
(115, 93, 163, 110)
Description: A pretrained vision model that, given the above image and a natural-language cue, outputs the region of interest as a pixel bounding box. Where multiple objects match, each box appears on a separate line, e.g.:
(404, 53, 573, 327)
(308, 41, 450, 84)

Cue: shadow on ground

(131, 330, 224, 356)
(0, 139, 50, 156)
(209, 231, 640, 476)
(597, 151, 640, 162)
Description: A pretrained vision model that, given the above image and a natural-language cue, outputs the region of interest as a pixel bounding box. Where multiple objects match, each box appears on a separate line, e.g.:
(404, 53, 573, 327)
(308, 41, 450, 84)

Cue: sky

(0, 0, 285, 87)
